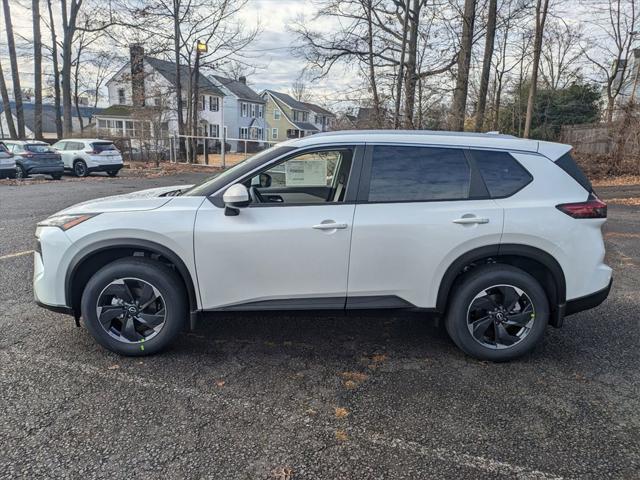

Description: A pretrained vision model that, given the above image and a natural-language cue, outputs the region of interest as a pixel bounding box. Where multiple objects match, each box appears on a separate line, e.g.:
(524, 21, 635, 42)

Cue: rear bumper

(565, 278, 612, 316)
(27, 165, 64, 174)
(88, 163, 123, 173)
(0, 166, 16, 176)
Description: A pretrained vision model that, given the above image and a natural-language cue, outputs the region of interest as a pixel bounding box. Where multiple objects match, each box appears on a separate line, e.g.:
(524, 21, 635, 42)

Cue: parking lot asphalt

(1, 172, 639, 479)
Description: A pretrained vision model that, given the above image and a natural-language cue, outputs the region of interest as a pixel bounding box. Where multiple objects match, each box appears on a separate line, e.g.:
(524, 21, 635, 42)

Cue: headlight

(37, 213, 99, 231)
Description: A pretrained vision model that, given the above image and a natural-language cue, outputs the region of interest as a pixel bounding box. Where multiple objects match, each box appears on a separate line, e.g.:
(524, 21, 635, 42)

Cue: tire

(73, 159, 88, 177)
(51, 173, 62, 180)
(445, 264, 549, 362)
(107, 170, 119, 177)
(80, 257, 188, 356)
(16, 165, 27, 180)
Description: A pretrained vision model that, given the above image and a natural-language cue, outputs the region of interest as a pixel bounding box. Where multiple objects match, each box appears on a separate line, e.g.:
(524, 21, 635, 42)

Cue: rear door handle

(312, 222, 348, 230)
(453, 216, 490, 225)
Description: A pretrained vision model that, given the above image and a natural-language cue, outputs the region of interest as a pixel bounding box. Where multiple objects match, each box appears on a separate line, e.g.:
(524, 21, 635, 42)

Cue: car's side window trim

(356, 143, 488, 204)
(210, 144, 366, 208)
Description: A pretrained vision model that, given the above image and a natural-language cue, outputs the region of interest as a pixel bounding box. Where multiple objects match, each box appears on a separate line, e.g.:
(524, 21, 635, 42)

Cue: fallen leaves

(605, 197, 640, 206)
(271, 466, 294, 480)
(334, 407, 349, 419)
(215, 379, 226, 388)
(335, 430, 348, 442)
(107, 365, 120, 370)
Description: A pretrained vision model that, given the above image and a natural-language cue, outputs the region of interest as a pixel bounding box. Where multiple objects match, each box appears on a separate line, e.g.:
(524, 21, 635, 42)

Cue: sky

(0, 0, 356, 107)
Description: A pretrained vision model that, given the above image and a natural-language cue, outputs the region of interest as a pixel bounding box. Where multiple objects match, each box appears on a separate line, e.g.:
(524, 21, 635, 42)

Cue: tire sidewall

(74, 160, 88, 177)
(446, 265, 549, 362)
(81, 258, 187, 356)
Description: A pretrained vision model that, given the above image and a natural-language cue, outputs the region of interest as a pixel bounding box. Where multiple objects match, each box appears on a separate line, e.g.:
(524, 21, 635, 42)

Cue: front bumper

(33, 226, 73, 311)
(0, 166, 16, 177)
(565, 278, 612, 316)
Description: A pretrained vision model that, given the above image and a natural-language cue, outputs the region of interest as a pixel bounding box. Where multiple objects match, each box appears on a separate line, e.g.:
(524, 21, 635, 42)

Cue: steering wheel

(249, 186, 265, 204)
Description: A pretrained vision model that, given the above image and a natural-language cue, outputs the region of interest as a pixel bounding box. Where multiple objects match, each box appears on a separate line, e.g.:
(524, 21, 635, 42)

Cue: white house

(209, 74, 266, 151)
(95, 45, 225, 146)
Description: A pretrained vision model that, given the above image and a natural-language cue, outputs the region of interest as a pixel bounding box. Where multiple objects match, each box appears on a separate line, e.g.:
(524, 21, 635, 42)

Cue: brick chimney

(238, 76, 247, 85)
(130, 44, 145, 107)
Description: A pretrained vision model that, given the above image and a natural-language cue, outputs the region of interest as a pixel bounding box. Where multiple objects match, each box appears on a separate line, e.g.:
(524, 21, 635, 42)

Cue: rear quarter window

(555, 152, 592, 192)
(472, 150, 533, 198)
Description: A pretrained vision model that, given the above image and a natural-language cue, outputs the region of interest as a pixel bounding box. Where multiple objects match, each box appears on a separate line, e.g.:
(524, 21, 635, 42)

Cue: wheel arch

(436, 244, 567, 327)
(66, 238, 199, 317)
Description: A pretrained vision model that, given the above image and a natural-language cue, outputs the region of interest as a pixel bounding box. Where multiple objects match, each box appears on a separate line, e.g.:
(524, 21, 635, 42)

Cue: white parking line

(0, 250, 33, 261)
(1, 347, 564, 479)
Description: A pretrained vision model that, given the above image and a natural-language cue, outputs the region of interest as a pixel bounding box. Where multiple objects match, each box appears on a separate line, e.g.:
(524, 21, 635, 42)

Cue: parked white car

(52, 138, 123, 177)
(34, 130, 612, 361)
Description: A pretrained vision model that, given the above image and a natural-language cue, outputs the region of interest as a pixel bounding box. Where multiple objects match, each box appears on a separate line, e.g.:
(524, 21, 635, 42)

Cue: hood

(56, 184, 194, 215)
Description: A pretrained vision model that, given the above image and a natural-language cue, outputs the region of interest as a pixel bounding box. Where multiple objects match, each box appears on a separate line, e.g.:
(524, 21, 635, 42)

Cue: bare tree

(449, 0, 478, 131)
(2, 0, 26, 138)
(0, 58, 18, 138)
(45, 0, 63, 138)
(523, 0, 551, 138)
(539, 20, 583, 90)
(33, 0, 44, 139)
(583, 0, 638, 122)
(474, 0, 498, 131)
(290, 80, 313, 102)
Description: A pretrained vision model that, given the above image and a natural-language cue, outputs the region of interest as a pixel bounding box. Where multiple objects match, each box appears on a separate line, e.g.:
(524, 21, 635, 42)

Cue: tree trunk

(474, 0, 497, 132)
(0, 58, 17, 138)
(47, 0, 63, 138)
(60, 0, 78, 136)
(73, 46, 84, 131)
(33, 0, 43, 139)
(403, 0, 420, 129)
(173, 2, 185, 137)
(449, 0, 477, 131)
(523, 0, 550, 138)
(364, 0, 381, 126)
(2, 0, 25, 138)
(394, 0, 411, 129)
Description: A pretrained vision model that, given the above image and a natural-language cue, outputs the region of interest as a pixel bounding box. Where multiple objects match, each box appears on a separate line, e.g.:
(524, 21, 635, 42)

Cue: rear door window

(472, 150, 533, 198)
(367, 146, 471, 202)
(24, 144, 53, 153)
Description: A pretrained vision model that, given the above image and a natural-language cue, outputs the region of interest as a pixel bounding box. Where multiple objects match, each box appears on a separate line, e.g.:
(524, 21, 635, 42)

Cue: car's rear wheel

(81, 257, 187, 356)
(107, 170, 119, 177)
(445, 264, 549, 362)
(73, 160, 88, 177)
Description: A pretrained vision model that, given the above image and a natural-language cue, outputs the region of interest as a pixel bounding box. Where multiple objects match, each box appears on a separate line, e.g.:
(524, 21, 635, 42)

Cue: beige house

(262, 90, 336, 142)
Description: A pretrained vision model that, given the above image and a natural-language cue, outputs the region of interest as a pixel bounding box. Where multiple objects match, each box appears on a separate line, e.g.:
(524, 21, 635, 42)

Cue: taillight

(85, 150, 98, 154)
(556, 194, 607, 218)
(21, 152, 33, 158)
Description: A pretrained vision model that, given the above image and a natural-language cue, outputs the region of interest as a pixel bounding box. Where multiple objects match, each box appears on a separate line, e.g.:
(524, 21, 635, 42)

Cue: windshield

(24, 144, 54, 153)
(183, 145, 295, 196)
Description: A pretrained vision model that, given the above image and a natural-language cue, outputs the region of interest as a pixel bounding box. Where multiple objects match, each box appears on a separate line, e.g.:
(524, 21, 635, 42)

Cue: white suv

(34, 131, 612, 361)
(52, 138, 123, 177)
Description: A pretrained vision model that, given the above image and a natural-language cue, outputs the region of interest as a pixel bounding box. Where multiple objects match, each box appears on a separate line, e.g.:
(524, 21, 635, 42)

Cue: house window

(209, 124, 220, 138)
(118, 89, 126, 105)
(314, 115, 319, 124)
(209, 96, 219, 111)
(272, 128, 278, 139)
(200, 96, 206, 111)
(239, 127, 249, 139)
(258, 105, 263, 118)
(250, 103, 256, 117)
(303, 112, 309, 122)
(154, 98, 161, 107)
(274, 109, 281, 120)
(241, 102, 248, 117)
(126, 121, 134, 137)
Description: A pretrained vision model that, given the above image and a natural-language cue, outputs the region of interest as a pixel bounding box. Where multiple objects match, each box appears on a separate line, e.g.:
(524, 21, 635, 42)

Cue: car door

(193, 145, 363, 310)
(53, 141, 71, 168)
(347, 144, 504, 310)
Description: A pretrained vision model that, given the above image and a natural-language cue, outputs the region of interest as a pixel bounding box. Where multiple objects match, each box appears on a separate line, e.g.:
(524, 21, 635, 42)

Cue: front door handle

(453, 216, 490, 225)
(312, 222, 348, 230)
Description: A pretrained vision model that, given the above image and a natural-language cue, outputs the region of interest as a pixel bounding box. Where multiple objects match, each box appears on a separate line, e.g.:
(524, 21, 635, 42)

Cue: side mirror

(223, 183, 250, 216)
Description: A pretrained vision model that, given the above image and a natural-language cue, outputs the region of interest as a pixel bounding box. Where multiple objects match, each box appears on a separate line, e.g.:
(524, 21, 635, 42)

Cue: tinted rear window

(91, 142, 117, 153)
(24, 144, 53, 153)
(368, 146, 471, 202)
(555, 152, 592, 192)
(473, 150, 533, 198)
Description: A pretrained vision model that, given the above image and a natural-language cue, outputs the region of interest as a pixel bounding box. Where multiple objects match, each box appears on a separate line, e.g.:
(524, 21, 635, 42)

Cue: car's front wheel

(107, 170, 119, 177)
(81, 257, 187, 356)
(16, 165, 27, 180)
(445, 264, 549, 362)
